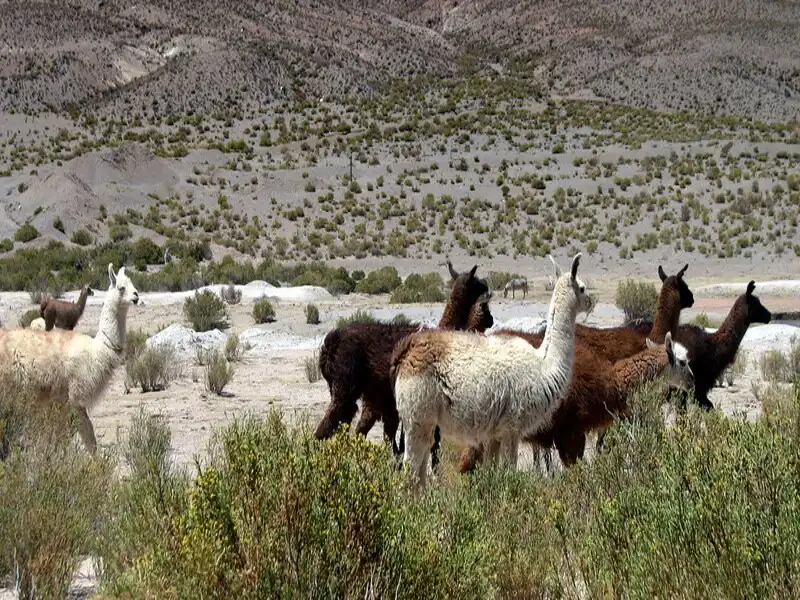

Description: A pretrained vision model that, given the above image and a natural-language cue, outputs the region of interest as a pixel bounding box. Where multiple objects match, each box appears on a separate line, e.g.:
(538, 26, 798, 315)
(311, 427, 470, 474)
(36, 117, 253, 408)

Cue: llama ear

(570, 253, 582, 281)
(447, 260, 459, 280)
(646, 337, 658, 349)
(108, 263, 116, 285)
(469, 265, 478, 279)
(746, 280, 756, 296)
(658, 265, 667, 282)
(678, 264, 688, 279)
(664, 332, 675, 363)
(548, 255, 562, 279)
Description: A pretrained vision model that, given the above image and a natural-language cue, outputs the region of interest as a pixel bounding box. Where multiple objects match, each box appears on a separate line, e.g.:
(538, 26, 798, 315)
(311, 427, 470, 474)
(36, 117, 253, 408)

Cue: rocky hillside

(1, 0, 798, 121)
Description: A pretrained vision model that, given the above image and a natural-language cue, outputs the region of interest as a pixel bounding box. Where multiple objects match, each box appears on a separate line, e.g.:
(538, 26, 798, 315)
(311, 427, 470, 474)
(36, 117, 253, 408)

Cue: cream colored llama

(29, 317, 46, 330)
(390, 253, 593, 489)
(0, 264, 139, 454)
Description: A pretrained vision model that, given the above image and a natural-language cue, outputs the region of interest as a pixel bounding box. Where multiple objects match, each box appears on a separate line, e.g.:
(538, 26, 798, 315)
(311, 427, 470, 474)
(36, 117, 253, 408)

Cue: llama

(314, 262, 492, 453)
(0, 264, 139, 453)
(29, 318, 46, 330)
(504, 277, 529, 300)
(40, 284, 95, 331)
(672, 280, 771, 411)
(391, 253, 592, 489)
(459, 331, 694, 472)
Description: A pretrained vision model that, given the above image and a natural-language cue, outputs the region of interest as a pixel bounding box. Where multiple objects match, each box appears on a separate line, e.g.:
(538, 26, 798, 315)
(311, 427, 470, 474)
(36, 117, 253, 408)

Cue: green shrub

(336, 309, 376, 328)
(305, 303, 320, 324)
(14, 222, 40, 243)
(486, 271, 523, 291)
(70, 228, 93, 246)
(19, 308, 40, 328)
(53, 216, 65, 234)
(184, 289, 230, 332)
(759, 339, 800, 383)
(125, 342, 179, 393)
(0, 238, 12, 253)
(389, 272, 446, 303)
(355, 266, 402, 294)
(392, 313, 413, 326)
(220, 283, 242, 305)
(124, 328, 149, 363)
(692, 312, 716, 328)
(224, 332, 248, 362)
(305, 348, 322, 383)
(615, 279, 659, 322)
(204, 350, 235, 394)
(253, 296, 276, 323)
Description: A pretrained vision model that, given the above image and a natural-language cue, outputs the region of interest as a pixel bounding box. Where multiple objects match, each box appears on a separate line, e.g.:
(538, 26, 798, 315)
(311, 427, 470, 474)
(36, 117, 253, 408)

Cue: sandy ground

(1, 278, 799, 599)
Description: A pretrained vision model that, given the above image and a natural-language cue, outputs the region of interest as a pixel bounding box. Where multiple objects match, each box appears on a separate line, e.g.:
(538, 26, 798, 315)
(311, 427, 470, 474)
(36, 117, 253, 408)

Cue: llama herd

(0, 255, 773, 493)
(316, 255, 773, 490)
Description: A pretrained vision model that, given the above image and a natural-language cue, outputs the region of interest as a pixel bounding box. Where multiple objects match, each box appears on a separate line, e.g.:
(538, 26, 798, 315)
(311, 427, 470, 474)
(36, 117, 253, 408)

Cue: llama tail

(389, 334, 417, 388)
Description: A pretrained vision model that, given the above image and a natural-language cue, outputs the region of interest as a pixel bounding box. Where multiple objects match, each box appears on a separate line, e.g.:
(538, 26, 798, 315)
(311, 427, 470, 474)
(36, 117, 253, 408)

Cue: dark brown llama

(671, 280, 771, 411)
(457, 264, 696, 472)
(40, 285, 94, 331)
(315, 263, 492, 453)
(458, 330, 694, 472)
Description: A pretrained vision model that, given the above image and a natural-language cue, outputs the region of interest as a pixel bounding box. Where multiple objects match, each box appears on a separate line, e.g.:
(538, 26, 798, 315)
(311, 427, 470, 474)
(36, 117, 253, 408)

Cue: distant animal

(503, 277, 529, 299)
(315, 261, 492, 454)
(39, 285, 94, 331)
(0, 264, 139, 454)
(391, 253, 592, 490)
(671, 280, 771, 411)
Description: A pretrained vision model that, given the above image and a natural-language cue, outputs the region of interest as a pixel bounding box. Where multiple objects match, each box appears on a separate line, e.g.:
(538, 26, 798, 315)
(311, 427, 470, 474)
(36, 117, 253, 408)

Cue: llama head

(741, 280, 771, 325)
(549, 253, 593, 315)
(467, 295, 494, 332)
(84, 285, 95, 297)
(107, 263, 140, 307)
(445, 262, 491, 319)
(658, 263, 694, 309)
(648, 332, 694, 391)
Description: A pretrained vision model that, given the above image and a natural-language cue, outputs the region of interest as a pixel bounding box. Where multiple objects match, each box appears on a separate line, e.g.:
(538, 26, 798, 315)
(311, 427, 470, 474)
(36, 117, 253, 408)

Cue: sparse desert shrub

(305, 303, 320, 324)
(392, 313, 412, 326)
(125, 328, 149, 362)
(70, 229, 93, 246)
(0, 238, 12, 253)
(224, 333, 248, 362)
(305, 348, 322, 383)
(19, 308, 40, 328)
(220, 283, 242, 305)
(53, 216, 65, 234)
(252, 297, 276, 323)
(204, 350, 234, 395)
(125, 343, 179, 393)
(724, 350, 749, 386)
(759, 338, 800, 383)
(615, 279, 659, 322)
(184, 289, 230, 332)
(355, 266, 402, 294)
(0, 385, 112, 600)
(692, 312, 717, 328)
(14, 222, 40, 243)
(389, 272, 445, 303)
(335, 309, 376, 328)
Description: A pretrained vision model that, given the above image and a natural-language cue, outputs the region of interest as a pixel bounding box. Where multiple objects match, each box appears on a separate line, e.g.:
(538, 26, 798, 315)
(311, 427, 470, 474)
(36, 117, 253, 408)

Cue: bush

(336, 309, 376, 328)
(224, 333, 248, 362)
(53, 216, 66, 234)
(305, 348, 322, 383)
(70, 228, 93, 246)
(355, 266, 402, 294)
(759, 339, 800, 383)
(19, 308, 40, 328)
(14, 222, 40, 243)
(0, 383, 112, 600)
(305, 303, 320, 325)
(0, 238, 12, 253)
(390, 272, 446, 304)
(615, 279, 659, 322)
(220, 283, 242, 305)
(204, 350, 234, 395)
(252, 296, 276, 323)
(125, 343, 179, 393)
(184, 289, 230, 332)
(486, 271, 523, 291)
(125, 328, 149, 363)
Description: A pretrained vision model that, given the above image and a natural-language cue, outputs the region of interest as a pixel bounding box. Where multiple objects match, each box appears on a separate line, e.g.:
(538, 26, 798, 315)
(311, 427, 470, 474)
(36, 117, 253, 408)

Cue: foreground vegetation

(3, 374, 800, 598)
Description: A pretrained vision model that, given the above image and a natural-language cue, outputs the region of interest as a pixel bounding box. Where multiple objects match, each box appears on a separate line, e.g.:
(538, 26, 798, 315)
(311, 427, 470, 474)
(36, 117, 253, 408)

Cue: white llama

(29, 317, 46, 330)
(0, 263, 139, 453)
(391, 253, 593, 489)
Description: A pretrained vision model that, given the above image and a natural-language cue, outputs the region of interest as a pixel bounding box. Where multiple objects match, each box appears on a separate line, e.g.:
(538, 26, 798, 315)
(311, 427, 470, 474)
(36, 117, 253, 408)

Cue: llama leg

(696, 390, 715, 411)
(555, 430, 586, 467)
(429, 426, 442, 472)
(500, 436, 520, 469)
(354, 403, 381, 438)
(314, 387, 360, 440)
(484, 438, 502, 466)
(72, 405, 97, 455)
(404, 421, 434, 490)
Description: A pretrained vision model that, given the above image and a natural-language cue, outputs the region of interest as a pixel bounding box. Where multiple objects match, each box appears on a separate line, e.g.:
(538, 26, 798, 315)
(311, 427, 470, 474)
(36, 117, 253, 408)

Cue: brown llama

(671, 280, 771, 411)
(458, 263, 696, 471)
(458, 330, 693, 473)
(314, 262, 492, 454)
(40, 285, 95, 331)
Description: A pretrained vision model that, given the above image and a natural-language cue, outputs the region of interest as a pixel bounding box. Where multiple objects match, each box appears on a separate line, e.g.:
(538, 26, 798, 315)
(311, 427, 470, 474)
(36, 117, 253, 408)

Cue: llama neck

(95, 290, 127, 353)
(614, 347, 668, 393)
(539, 280, 579, 369)
(76, 287, 89, 315)
(438, 295, 471, 330)
(711, 297, 750, 365)
(648, 289, 679, 343)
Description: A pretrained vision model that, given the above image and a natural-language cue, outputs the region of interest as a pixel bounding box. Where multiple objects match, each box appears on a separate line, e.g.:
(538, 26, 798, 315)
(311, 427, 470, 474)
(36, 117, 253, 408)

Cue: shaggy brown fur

(459, 330, 691, 472)
(315, 264, 492, 452)
(40, 285, 94, 331)
(672, 280, 771, 410)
